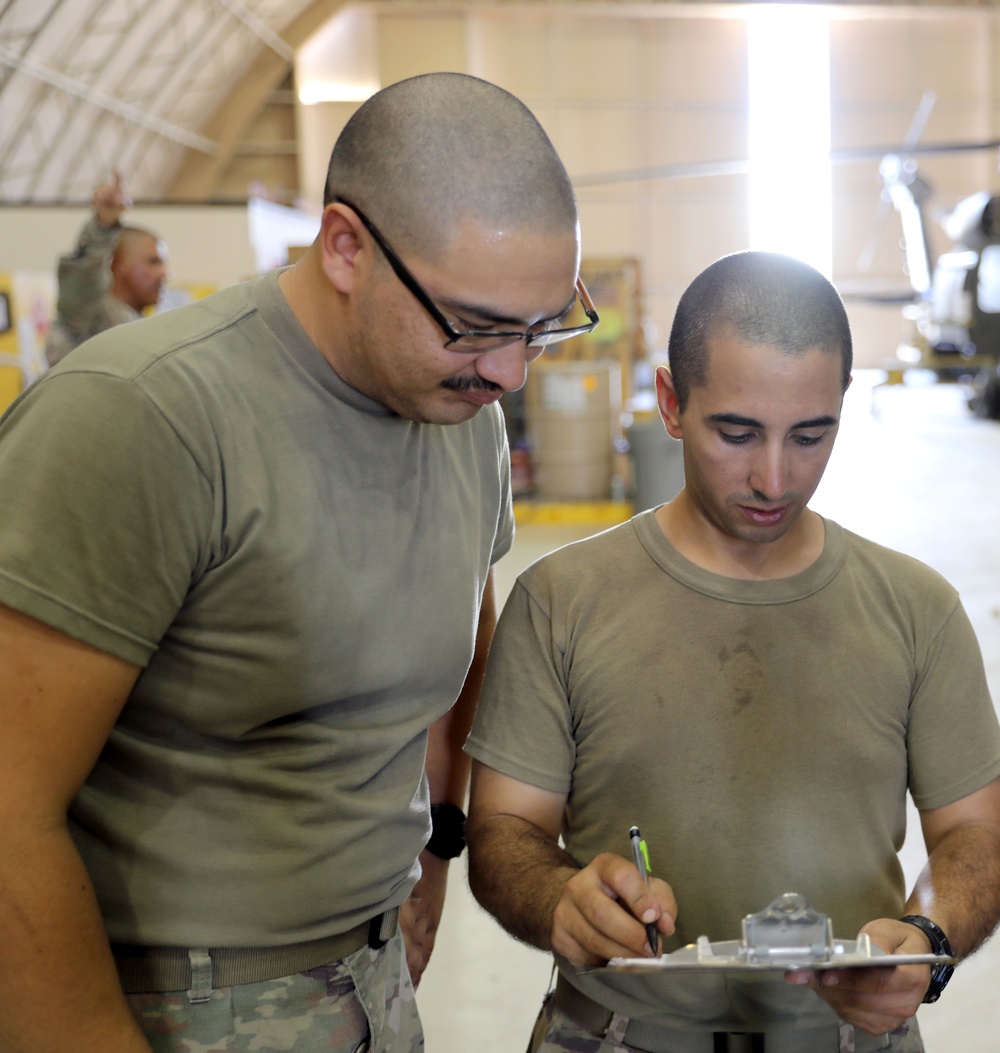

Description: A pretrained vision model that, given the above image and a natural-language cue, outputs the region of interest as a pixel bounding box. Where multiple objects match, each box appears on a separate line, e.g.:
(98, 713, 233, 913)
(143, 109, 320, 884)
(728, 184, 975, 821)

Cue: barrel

(524, 360, 621, 500)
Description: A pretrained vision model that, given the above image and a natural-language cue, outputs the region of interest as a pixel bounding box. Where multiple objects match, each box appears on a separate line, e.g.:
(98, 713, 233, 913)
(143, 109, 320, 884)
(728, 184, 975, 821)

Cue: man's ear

(318, 204, 364, 294)
(655, 365, 684, 439)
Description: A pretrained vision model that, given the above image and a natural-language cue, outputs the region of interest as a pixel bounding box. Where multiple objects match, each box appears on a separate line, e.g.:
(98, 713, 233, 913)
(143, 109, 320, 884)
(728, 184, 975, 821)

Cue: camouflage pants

(528, 993, 924, 1053)
(126, 930, 422, 1053)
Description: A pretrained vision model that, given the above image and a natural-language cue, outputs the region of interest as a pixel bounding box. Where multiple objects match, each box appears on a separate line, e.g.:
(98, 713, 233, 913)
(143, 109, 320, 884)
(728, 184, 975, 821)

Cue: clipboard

(602, 893, 955, 974)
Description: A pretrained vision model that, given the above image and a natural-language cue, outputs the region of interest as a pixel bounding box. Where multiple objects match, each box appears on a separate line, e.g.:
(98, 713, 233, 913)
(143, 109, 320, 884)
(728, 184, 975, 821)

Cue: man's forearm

(467, 813, 581, 951)
(425, 577, 497, 808)
(55, 218, 119, 328)
(0, 825, 152, 1053)
(425, 703, 474, 808)
(906, 821, 1000, 959)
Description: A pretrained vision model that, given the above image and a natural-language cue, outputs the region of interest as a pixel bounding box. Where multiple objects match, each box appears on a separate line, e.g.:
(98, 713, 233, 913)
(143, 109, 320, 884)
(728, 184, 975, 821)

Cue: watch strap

(898, 914, 956, 1003)
(426, 802, 467, 859)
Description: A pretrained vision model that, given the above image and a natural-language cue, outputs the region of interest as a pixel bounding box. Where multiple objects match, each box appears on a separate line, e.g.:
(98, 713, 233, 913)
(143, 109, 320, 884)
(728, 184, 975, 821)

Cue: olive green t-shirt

(0, 270, 513, 946)
(466, 511, 1000, 1031)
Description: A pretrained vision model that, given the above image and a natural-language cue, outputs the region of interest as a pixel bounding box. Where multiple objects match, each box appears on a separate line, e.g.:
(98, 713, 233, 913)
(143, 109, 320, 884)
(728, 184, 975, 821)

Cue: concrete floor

(416, 372, 1000, 1052)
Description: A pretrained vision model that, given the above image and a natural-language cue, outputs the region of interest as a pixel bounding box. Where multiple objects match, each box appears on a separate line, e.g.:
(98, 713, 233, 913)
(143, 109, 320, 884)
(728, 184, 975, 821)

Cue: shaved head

(668, 251, 853, 412)
(113, 226, 158, 264)
(111, 225, 166, 311)
(324, 73, 578, 261)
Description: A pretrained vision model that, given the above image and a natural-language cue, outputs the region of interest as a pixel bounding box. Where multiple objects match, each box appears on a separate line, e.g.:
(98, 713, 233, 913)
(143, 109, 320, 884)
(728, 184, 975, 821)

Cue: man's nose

(474, 340, 536, 394)
(750, 443, 787, 500)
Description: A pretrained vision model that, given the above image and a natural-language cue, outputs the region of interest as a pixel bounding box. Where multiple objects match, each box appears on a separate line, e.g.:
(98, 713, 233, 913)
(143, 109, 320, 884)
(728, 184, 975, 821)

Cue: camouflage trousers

(528, 993, 924, 1053)
(126, 930, 422, 1053)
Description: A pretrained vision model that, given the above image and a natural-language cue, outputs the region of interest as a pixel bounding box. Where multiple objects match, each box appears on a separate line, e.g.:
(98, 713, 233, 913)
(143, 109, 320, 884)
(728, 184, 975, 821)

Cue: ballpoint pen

(629, 825, 660, 956)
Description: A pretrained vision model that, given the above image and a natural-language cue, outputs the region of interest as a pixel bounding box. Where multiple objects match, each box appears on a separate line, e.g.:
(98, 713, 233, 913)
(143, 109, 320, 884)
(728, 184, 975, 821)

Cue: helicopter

(873, 151, 1000, 419)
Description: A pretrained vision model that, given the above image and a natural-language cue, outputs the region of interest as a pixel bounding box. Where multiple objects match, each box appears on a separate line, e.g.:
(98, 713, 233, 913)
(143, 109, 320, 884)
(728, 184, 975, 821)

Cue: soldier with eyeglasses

(0, 72, 593, 1053)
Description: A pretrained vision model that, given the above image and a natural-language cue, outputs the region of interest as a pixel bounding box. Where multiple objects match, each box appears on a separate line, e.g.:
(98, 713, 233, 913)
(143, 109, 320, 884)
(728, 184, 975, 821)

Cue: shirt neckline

(631, 509, 846, 605)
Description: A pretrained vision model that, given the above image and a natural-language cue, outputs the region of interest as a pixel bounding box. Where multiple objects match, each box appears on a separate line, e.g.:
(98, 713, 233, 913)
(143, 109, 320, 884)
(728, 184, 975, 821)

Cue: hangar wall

(294, 4, 1000, 371)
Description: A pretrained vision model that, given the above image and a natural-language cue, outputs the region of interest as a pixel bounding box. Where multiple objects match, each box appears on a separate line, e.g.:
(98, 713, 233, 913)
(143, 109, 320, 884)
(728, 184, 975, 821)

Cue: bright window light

(296, 7, 379, 106)
(748, 8, 832, 277)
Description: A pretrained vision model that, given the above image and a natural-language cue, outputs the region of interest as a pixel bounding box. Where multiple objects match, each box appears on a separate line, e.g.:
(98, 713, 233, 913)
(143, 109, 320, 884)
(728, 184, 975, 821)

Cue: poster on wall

(552, 257, 645, 400)
(0, 274, 21, 414)
(0, 270, 56, 412)
(12, 270, 56, 384)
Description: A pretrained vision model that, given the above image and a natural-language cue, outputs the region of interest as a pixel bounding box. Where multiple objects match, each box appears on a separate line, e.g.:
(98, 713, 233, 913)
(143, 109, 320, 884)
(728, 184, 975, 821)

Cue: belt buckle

(719, 1034, 757, 1053)
(367, 906, 399, 949)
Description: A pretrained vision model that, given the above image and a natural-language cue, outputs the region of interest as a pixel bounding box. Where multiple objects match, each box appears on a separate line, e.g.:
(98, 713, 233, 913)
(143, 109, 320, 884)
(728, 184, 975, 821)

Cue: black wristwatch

(899, 914, 956, 1003)
(426, 803, 467, 859)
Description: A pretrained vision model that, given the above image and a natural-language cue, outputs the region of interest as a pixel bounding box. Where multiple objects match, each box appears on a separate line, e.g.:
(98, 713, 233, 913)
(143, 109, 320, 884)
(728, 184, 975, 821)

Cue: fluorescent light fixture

(748, 7, 832, 277)
(298, 81, 378, 105)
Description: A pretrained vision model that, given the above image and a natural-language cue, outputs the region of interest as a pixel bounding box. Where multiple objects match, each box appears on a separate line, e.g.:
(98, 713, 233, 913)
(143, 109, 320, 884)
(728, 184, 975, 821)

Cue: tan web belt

(554, 975, 895, 1053)
(113, 907, 399, 994)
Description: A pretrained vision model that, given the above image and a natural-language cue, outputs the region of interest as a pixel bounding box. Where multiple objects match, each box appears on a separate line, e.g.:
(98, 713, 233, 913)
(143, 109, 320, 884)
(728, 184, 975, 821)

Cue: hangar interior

(1, 1, 999, 1051)
(4, 1, 1000, 489)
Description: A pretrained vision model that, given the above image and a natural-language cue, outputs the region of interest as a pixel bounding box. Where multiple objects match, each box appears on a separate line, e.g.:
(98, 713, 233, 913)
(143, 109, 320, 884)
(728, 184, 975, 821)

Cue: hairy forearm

(906, 821, 1000, 959)
(0, 824, 152, 1053)
(467, 813, 581, 951)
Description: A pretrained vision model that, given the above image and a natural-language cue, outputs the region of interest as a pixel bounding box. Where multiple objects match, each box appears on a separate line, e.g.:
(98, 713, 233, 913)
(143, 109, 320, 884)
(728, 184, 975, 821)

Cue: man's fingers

(786, 963, 926, 1035)
(591, 853, 677, 935)
(552, 858, 669, 965)
(553, 885, 643, 962)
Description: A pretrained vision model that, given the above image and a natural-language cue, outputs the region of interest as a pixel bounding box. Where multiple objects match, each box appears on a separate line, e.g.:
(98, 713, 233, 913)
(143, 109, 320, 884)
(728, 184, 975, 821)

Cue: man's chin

(403, 394, 486, 426)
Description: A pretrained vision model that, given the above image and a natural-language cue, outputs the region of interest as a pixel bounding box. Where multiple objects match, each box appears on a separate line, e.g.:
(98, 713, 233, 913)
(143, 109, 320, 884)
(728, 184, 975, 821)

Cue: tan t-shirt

(0, 270, 513, 946)
(466, 511, 1000, 1030)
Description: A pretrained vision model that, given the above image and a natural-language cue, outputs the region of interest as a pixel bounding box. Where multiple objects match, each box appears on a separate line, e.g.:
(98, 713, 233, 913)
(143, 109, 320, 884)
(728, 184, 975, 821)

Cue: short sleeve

(0, 371, 214, 665)
(907, 599, 1000, 810)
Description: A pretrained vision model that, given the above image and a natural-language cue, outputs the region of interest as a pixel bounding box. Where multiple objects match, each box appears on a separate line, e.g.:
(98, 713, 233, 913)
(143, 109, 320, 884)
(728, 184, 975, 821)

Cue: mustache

(734, 493, 795, 507)
(441, 375, 504, 394)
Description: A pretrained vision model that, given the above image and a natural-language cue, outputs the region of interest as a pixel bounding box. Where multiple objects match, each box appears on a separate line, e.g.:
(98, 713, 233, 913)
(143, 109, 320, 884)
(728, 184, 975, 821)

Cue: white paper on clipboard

(605, 940, 953, 974)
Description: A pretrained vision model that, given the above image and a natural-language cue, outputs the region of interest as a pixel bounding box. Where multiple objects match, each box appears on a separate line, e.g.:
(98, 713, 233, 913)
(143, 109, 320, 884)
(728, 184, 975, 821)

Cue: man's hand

(550, 852, 676, 967)
(93, 170, 130, 229)
(785, 919, 931, 1035)
(398, 850, 449, 988)
(468, 764, 677, 964)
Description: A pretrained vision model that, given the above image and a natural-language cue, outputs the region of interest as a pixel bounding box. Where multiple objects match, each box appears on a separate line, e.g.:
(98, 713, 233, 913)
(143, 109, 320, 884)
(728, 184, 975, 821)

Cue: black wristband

(426, 802, 466, 859)
(899, 914, 956, 1003)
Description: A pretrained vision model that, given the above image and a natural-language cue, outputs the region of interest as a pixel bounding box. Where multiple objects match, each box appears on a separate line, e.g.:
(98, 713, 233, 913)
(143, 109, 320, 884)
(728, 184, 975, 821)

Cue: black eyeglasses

(335, 197, 600, 353)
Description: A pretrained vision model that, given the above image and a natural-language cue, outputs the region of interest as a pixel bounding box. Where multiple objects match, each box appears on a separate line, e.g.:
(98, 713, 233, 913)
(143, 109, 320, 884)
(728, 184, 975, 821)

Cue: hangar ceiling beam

(168, 0, 345, 201)
(0, 43, 217, 154)
(214, 0, 295, 61)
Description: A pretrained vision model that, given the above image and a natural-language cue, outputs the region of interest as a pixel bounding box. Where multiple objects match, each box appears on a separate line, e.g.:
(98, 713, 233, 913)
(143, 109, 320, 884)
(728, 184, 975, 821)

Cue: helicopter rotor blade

(902, 89, 937, 152)
(572, 134, 1000, 189)
(857, 192, 894, 273)
(831, 138, 1000, 164)
(572, 158, 750, 188)
(857, 92, 938, 274)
